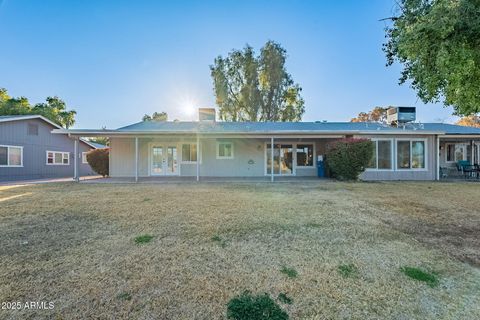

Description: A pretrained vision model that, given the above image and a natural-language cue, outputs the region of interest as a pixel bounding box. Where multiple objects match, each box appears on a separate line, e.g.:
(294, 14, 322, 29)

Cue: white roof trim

(52, 129, 446, 136)
(0, 115, 62, 129)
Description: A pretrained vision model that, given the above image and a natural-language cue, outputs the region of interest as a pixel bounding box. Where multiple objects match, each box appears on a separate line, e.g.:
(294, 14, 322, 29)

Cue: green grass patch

(304, 222, 321, 228)
(227, 291, 288, 320)
(280, 266, 298, 278)
(401, 266, 439, 287)
(143, 198, 151, 202)
(211, 234, 227, 248)
(277, 293, 293, 305)
(116, 292, 132, 301)
(134, 234, 154, 244)
(338, 264, 358, 278)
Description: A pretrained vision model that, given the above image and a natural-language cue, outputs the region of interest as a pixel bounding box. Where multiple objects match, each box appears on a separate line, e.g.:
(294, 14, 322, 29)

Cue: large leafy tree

(0, 88, 76, 128)
(351, 107, 389, 123)
(384, 0, 480, 116)
(211, 41, 305, 122)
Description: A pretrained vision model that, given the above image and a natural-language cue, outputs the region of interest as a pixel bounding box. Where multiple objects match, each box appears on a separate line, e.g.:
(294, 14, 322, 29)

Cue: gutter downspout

(436, 135, 440, 181)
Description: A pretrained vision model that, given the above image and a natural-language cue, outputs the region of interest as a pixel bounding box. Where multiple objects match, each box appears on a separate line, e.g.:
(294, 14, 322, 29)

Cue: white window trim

(445, 143, 467, 163)
(46, 151, 70, 166)
(295, 143, 316, 168)
(180, 143, 201, 164)
(82, 152, 88, 164)
(0, 144, 23, 167)
(216, 141, 234, 159)
(395, 138, 428, 171)
(365, 138, 394, 172)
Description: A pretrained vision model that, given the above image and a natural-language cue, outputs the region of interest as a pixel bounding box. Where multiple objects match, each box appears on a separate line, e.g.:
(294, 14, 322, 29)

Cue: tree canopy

(384, 0, 480, 116)
(210, 41, 305, 122)
(455, 114, 480, 127)
(351, 107, 389, 123)
(143, 111, 168, 121)
(0, 88, 76, 128)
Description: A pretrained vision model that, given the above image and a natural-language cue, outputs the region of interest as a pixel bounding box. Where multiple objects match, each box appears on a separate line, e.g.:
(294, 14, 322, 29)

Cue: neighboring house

(0, 115, 98, 181)
(53, 109, 480, 181)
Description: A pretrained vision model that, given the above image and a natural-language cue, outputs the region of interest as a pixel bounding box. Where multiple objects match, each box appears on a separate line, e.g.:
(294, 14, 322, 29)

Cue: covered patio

(439, 136, 480, 180)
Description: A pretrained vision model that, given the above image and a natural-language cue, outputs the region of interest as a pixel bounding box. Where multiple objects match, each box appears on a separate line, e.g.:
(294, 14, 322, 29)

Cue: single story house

(53, 108, 480, 182)
(0, 115, 99, 181)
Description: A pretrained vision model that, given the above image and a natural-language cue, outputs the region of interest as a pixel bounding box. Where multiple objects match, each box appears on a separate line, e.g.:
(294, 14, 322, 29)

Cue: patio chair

(456, 160, 471, 172)
(459, 161, 476, 179)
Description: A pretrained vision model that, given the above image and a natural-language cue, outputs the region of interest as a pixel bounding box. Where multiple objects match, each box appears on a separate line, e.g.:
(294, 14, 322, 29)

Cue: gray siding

(0, 119, 96, 181)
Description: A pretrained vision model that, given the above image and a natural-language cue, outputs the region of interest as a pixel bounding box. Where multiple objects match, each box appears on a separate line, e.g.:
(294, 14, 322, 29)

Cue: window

(446, 143, 467, 163)
(27, 123, 39, 135)
(217, 142, 233, 159)
(367, 139, 393, 170)
(47, 151, 69, 165)
(181, 143, 197, 162)
(0, 145, 23, 167)
(397, 140, 426, 170)
(82, 152, 88, 164)
(296, 144, 314, 167)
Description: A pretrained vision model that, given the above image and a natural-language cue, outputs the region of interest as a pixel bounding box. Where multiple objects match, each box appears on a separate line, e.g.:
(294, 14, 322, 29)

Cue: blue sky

(0, 0, 458, 128)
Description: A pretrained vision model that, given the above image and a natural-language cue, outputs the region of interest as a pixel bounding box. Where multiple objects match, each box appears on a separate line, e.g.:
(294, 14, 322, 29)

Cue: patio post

(134, 137, 138, 183)
(74, 137, 79, 182)
(196, 135, 200, 182)
(436, 135, 440, 181)
(271, 137, 274, 182)
(471, 140, 475, 164)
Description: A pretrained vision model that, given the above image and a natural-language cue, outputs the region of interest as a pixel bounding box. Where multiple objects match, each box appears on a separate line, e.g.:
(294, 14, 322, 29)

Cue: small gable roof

(0, 114, 62, 129)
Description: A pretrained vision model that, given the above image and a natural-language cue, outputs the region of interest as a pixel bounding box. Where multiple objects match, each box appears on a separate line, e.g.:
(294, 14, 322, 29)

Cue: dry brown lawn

(0, 181, 479, 319)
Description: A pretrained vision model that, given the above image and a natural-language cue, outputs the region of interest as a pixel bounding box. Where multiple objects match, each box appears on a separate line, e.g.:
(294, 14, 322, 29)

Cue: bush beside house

(326, 138, 373, 180)
(86, 148, 109, 177)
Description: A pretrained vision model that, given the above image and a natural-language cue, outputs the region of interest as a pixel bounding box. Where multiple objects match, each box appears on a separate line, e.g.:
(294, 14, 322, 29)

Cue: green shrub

(227, 291, 288, 320)
(325, 138, 374, 180)
(401, 266, 439, 287)
(86, 148, 109, 177)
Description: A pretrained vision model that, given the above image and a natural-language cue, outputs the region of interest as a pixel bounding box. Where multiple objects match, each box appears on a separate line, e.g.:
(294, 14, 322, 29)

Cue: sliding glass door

(267, 144, 293, 175)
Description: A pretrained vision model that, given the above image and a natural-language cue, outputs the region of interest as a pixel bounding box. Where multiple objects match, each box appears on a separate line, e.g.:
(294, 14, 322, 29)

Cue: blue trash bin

(317, 155, 325, 178)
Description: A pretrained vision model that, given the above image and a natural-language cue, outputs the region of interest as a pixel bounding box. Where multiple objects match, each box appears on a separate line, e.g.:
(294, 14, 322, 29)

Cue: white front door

(151, 145, 178, 176)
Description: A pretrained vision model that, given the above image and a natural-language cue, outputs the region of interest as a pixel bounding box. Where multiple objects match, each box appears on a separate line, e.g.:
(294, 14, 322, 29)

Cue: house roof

(86, 141, 107, 149)
(0, 114, 62, 129)
(0, 114, 102, 148)
(80, 140, 105, 149)
(52, 120, 480, 136)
